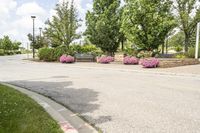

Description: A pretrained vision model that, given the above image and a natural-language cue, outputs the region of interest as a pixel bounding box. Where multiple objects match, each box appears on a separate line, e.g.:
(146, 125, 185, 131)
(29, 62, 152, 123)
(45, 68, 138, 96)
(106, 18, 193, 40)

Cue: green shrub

(38, 47, 55, 61)
(175, 53, 186, 59)
(69, 44, 101, 56)
(82, 45, 98, 53)
(53, 46, 68, 61)
(0, 49, 4, 56)
(15, 51, 22, 54)
(186, 47, 200, 58)
(123, 48, 138, 56)
(70, 45, 82, 53)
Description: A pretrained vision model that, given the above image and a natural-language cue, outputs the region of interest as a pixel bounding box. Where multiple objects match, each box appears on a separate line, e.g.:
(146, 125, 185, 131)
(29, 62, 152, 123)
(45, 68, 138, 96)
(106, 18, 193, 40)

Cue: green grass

(0, 84, 63, 133)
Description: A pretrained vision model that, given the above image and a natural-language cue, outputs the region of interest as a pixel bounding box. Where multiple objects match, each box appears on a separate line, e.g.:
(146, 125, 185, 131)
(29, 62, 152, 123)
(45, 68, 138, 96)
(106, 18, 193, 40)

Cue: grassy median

(0, 84, 63, 133)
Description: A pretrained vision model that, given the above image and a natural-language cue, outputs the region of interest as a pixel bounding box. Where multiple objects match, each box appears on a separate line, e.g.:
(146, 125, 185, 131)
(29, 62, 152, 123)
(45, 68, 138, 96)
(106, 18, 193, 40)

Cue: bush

(53, 46, 68, 61)
(98, 56, 114, 64)
(0, 49, 4, 56)
(123, 48, 138, 56)
(137, 51, 153, 58)
(15, 51, 22, 54)
(140, 58, 159, 68)
(38, 47, 55, 61)
(59, 55, 75, 63)
(175, 53, 186, 59)
(70, 44, 102, 56)
(123, 56, 139, 65)
(186, 47, 200, 58)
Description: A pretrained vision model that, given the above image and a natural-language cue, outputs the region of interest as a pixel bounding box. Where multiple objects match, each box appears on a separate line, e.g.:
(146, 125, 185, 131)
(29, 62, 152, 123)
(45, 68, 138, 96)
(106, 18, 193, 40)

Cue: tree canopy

(85, 0, 121, 55)
(174, 0, 200, 52)
(44, 0, 80, 48)
(121, 0, 176, 51)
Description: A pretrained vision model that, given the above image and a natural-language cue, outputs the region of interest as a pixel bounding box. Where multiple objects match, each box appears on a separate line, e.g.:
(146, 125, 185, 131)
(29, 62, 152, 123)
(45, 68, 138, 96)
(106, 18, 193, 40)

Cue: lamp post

(39, 27, 42, 38)
(195, 22, 200, 59)
(31, 16, 36, 59)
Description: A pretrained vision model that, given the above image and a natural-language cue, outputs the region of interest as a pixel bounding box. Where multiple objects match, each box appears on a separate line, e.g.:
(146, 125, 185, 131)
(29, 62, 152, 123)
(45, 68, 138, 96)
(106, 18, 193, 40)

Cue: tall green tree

(174, 0, 200, 52)
(85, 0, 121, 55)
(44, 0, 80, 48)
(1, 36, 12, 52)
(121, 0, 176, 52)
(27, 33, 49, 49)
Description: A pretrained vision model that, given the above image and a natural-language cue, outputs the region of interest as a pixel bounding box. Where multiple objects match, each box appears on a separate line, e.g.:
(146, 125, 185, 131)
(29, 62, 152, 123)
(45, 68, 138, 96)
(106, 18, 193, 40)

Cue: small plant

(59, 55, 75, 63)
(123, 56, 139, 65)
(175, 53, 186, 59)
(98, 56, 114, 64)
(140, 58, 159, 68)
(137, 51, 153, 58)
(0, 49, 4, 56)
(186, 47, 200, 58)
(38, 47, 55, 62)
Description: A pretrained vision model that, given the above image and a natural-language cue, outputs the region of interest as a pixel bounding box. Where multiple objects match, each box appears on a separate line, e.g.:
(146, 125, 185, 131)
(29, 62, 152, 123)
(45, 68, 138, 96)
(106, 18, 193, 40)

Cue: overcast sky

(0, 0, 93, 47)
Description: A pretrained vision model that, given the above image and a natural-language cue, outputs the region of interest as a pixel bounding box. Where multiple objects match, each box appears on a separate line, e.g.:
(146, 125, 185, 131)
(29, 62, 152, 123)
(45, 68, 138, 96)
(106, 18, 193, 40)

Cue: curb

(2, 83, 98, 133)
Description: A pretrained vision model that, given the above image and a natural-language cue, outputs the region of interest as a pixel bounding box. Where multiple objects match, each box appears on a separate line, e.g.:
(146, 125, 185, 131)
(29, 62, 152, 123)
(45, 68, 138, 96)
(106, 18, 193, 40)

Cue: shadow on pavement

(7, 80, 111, 125)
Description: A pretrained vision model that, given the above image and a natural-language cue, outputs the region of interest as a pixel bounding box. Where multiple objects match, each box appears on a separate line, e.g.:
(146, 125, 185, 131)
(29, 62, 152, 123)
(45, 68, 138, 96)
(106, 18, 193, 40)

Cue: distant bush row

(38, 45, 102, 62)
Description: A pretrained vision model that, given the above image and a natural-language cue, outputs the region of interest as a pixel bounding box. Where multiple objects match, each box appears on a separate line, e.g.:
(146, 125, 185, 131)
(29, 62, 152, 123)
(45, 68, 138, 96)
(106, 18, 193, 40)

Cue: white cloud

(16, 2, 46, 16)
(0, 1, 47, 47)
(0, 0, 17, 25)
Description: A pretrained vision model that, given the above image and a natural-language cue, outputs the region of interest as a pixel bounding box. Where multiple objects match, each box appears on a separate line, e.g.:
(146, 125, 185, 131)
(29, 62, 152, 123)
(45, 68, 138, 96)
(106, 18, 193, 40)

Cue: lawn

(0, 84, 63, 133)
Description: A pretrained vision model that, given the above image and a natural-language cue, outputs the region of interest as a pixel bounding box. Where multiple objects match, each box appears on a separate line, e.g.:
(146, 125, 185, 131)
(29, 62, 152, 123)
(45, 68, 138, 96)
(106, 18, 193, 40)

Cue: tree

(168, 31, 185, 52)
(1, 36, 12, 52)
(12, 41, 21, 51)
(119, 7, 127, 51)
(44, 0, 80, 48)
(174, 0, 200, 52)
(121, 0, 176, 52)
(0, 39, 2, 49)
(85, 0, 121, 55)
(27, 33, 49, 49)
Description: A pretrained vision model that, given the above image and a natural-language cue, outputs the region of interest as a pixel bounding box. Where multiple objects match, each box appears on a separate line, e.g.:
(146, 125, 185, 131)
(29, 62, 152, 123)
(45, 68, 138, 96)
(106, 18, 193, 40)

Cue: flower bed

(98, 56, 114, 64)
(140, 58, 159, 68)
(60, 55, 75, 63)
(123, 56, 139, 65)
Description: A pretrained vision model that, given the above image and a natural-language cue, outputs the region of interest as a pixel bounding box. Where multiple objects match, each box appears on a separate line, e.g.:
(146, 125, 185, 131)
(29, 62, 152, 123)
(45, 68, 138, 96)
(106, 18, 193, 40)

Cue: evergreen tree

(85, 0, 121, 55)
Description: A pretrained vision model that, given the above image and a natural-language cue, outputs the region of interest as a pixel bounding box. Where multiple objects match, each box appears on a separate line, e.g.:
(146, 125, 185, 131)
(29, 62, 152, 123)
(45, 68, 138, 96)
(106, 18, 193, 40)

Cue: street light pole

(31, 16, 36, 59)
(195, 22, 200, 59)
(39, 27, 42, 39)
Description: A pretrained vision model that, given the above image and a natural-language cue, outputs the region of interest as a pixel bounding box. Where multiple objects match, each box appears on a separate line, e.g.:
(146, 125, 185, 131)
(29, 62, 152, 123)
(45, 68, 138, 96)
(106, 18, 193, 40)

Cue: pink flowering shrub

(98, 56, 114, 64)
(123, 56, 139, 65)
(140, 58, 159, 68)
(60, 55, 75, 63)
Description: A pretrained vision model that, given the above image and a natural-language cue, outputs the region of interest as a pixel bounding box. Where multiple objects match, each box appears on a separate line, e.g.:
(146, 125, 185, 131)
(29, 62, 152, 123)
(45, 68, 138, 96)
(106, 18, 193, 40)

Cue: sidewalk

(2, 83, 98, 133)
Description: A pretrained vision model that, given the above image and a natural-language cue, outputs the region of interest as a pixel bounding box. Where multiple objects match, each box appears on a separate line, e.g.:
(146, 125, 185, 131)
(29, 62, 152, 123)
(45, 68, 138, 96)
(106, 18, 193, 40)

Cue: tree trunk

(121, 40, 124, 51)
(184, 34, 190, 52)
(162, 43, 165, 54)
(165, 38, 168, 54)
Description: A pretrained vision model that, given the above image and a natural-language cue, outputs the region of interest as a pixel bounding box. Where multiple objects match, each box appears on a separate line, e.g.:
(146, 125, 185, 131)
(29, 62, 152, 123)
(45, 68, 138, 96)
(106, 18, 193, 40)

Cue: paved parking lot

(1, 55, 200, 133)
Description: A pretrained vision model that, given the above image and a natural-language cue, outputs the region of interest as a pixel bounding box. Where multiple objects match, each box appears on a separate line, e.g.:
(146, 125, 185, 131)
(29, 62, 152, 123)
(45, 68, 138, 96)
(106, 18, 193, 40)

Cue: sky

(0, 0, 93, 47)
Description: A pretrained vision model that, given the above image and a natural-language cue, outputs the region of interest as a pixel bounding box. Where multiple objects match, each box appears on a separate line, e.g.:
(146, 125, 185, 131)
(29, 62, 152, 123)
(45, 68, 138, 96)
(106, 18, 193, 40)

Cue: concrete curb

(2, 83, 98, 133)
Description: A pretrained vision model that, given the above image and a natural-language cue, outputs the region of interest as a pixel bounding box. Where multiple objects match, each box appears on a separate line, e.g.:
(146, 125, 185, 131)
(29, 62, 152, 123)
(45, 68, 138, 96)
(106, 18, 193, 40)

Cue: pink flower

(98, 56, 114, 64)
(123, 56, 139, 65)
(140, 58, 159, 68)
(60, 55, 75, 63)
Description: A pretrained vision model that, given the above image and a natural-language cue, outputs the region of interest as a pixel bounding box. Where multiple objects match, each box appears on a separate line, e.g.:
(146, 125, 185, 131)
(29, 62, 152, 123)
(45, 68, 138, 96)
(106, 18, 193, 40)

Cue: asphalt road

(1, 55, 200, 133)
